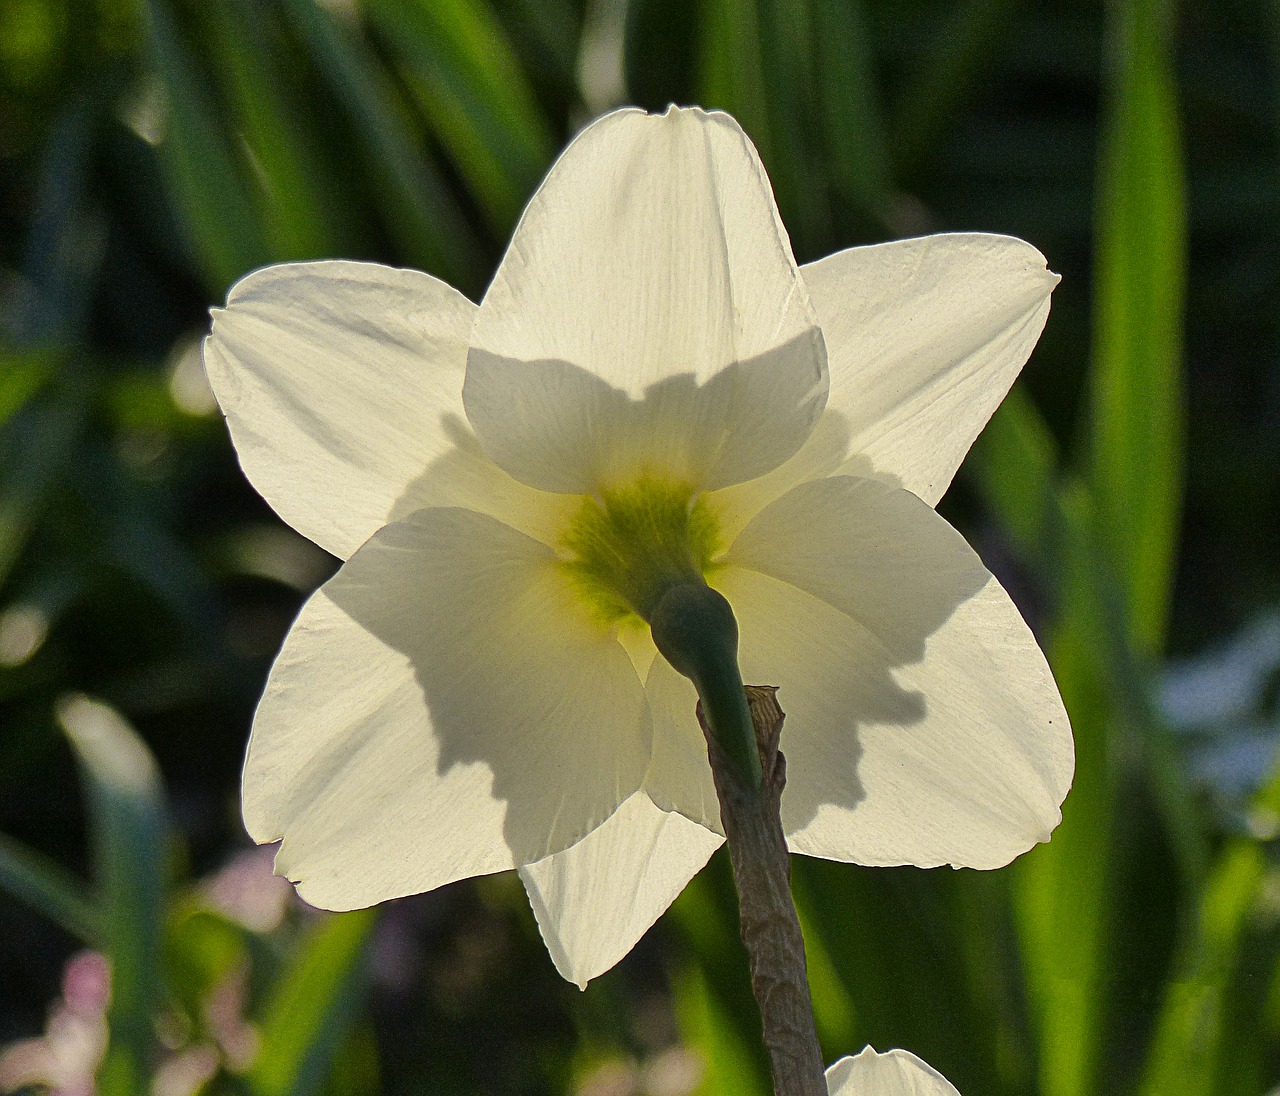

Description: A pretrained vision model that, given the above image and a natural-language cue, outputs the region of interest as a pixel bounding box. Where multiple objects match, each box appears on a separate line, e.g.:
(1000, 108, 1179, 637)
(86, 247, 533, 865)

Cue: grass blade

(808, 0, 893, 232)
(202, 0, 351, 261)
(1012, 502, 1117, 1096)
(0, 830, 102, 944)
(697, 0, 772, 166)
(673, 966, 771, 1096)
(975, 392, 1206, 1096)
(753, 0, 825, 252)
(58, 694, 168, 1096)
(670, 858, 771, 1086)
(0, 374, 89, 590)
(494, 0, 582, 94)
(966, 384, 1061, 569)
(247, 907, 378, 1096)
(1090, 0, 1187, 655)
(368, 0, 556, 238)
(138, 0, 269, 290)
(276, 0, 483, 289)
(1137, 756, 1280, 1096)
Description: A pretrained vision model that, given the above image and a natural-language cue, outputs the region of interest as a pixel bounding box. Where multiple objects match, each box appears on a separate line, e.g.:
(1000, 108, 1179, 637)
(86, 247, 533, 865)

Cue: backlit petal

(519, 793, 722, 988)
(643, 650, 722, 834)
(244, 507, 650, 909)
(826, 1047, 962, 1096)
(465, 106, 827, 494)
(722, 476, 1072, 868)
(204, 261, 476, 560)
(802, 233, 1058, 505)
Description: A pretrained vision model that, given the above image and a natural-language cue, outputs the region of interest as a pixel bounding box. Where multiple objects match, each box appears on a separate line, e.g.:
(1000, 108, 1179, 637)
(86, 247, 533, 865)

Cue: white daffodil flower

(204, 105, 1072, 988)
(826, 1047, 962, 1095)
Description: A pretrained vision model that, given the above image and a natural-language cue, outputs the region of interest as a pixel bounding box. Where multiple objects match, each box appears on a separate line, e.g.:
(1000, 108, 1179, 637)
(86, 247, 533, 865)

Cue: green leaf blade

(276, 0, 483, 289)
(0, 830, 102, 944)
(58, 694, 168, 1096)
(369, 0, 556, 238)
(138, 0, 271, 290)
(247, 907, 379, 1096)
(1090, 0, 1187, 655)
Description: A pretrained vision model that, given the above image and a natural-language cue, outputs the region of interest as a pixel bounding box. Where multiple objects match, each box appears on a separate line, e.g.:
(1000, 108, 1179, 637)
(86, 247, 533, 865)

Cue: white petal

(826, 1047, 962, 1095)
(519, 793, 722, 988)
(203, 261, 476, 560)
(643, 651, 723, 834)
(464, 106, 827, 494)
(722, 476, 1072, 868)
(244, 506, 650, 909)
(802, 233, 1058, 505)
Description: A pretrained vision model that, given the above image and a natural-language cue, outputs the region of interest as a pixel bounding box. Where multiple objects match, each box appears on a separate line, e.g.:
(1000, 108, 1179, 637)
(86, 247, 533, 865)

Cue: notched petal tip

(466, 98, 826, 494)
(202, 260, 477, 559)
(519, 796, 721, 987)
(800, 230, 1062, 505)
(825, 1046, 963, 1095)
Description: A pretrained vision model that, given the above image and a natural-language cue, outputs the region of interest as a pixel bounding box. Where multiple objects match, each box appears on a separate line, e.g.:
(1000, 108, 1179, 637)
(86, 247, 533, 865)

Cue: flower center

(560, 476, 721, 624)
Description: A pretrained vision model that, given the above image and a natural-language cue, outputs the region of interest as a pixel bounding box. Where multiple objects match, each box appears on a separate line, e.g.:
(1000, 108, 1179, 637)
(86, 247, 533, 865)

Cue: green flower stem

(703, 687, 827, 1096)
(649, 584, 762, 789)
(650, 586, 825, 1096)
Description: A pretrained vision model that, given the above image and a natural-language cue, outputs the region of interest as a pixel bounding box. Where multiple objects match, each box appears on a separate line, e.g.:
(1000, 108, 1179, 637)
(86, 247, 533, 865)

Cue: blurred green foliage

(2, 0, 1279, 1094)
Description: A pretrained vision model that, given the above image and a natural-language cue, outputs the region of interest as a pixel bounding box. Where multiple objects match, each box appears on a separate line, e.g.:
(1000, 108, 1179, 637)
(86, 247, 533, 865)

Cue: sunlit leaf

(673, 966, 770, 1096)
(1138, 755, 1280, 1096)
(58, 695, 168, 1096)
(368, 0, 556, 237)
(202, 0, 351, 261)
(138, 0, 269, 290)
(247, 907, 378, 1096)
(1090, 0, 1186, 656)
(275, 0, 483, 289)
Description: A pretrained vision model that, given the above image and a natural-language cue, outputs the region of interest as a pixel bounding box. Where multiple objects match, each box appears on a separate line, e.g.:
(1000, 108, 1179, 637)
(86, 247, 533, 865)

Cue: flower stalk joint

(649, 582, 762, 790)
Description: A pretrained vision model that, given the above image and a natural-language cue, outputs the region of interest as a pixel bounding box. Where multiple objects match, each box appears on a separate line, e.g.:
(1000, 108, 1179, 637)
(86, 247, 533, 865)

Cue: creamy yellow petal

(826, 1047, 962, 1095)
(244, 507, 650, 909)
(643, 652, 723, 834)
(519, 793, 722, 988)
(203, 261, 476, 560)
(721, 476, 1072, 868)
(465, 106, 827, 494)
(802, 233, 1057, 505)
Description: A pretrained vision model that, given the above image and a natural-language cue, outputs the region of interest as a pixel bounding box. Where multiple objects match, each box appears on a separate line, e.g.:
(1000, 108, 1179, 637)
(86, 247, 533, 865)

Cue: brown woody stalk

(697, 685, 826, 1096)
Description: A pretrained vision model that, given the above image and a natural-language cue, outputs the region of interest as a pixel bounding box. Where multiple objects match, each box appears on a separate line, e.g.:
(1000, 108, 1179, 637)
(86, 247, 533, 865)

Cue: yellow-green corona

(560, 477, 721, 624)
(559, 476, 759, 785)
